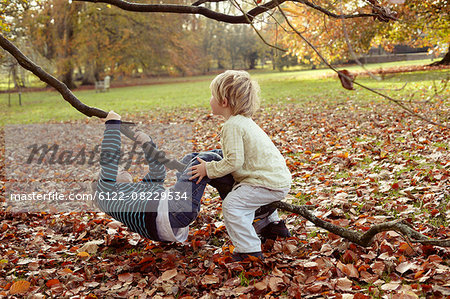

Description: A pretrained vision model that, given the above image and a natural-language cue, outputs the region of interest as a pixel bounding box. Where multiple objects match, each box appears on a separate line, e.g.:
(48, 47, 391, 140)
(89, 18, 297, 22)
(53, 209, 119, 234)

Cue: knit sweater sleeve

(205, 122, 244, 179)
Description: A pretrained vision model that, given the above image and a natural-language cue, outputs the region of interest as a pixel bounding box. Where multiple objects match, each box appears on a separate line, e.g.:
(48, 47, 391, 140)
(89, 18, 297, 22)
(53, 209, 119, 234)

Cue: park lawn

(0, 60, 448, 125)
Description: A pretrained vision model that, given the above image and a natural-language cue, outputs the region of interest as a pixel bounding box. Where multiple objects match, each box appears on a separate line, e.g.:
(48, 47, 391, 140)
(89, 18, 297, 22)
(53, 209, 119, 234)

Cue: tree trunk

(61, 68, 77, 90)
(80, 63, 98, 86)
(430, 46, 450, 66)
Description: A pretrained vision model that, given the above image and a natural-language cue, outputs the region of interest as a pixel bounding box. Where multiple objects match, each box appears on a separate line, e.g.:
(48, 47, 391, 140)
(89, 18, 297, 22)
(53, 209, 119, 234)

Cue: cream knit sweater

(205, 115, 291, 190)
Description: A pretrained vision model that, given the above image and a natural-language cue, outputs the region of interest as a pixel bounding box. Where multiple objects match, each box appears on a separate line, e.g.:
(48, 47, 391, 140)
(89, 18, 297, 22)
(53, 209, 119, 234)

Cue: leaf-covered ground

(1, 99, 449, 298)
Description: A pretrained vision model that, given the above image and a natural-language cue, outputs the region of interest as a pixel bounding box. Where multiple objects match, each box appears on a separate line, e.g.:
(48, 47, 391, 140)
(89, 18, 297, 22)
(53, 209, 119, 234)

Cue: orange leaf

(414, 270, 425, 279)
(9, 280, 30, 295)
(77, 251, 90, 258)
(46, 279, 60, 288)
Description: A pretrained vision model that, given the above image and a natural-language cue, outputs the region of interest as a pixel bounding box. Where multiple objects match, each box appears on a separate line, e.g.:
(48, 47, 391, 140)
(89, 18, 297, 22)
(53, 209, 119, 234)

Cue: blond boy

(190, 70, 291, 261)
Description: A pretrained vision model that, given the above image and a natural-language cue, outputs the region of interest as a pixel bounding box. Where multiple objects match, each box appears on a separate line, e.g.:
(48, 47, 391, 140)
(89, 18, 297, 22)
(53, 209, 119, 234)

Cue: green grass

(1, 60, 448, 125)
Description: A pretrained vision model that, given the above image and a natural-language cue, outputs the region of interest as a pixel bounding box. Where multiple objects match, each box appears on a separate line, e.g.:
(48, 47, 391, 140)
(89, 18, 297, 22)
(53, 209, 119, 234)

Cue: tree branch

(192, 0, 227, 6)
(75, 0, 385, 24)
(269, 201, 450, 247)
(74, 0, 288, 24)
(0, 34, 186, 171)
(0, 35, 105, 118)
(291, 0, 379, 19)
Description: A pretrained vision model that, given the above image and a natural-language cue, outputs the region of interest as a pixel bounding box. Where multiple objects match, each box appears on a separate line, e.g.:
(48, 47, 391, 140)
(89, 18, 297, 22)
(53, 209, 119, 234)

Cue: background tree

(275, 0, 449, 66)
(374, 0, 449, 65)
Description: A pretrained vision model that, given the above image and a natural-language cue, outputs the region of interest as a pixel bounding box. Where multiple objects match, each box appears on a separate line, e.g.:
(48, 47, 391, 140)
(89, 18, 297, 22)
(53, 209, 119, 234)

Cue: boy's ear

(221, 98, 229, 107)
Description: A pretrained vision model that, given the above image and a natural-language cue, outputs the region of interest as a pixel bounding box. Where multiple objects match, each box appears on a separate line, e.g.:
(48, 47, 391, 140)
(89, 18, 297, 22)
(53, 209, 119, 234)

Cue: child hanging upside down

(94, 111, 290, 247)
(189, 70, 292, 261)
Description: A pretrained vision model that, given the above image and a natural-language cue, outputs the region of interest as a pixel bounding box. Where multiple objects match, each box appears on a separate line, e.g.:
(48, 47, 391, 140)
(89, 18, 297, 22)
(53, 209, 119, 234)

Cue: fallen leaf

(46, 279, 60, 288)
(78, 240, 104, 254)
(396, 262, 416, 274)
(9, 280, 31, 295)
(160, 269, 177, 281)
(254, 281, 267, 291)
(201, 275, 219, 285)
(381, 281, 400, 291)
(336, 277, 353, 291)
(118, 273, 133, 283)
(268, 276, 284, 292)
(77, 251, 90, 258)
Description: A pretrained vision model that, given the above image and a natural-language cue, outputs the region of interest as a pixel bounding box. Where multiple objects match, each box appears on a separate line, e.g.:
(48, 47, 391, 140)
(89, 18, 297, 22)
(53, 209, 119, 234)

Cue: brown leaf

(342, 264, 359, 278)
(118, 273, 133, 283)
(268, 276, 284, 292)
(341, 249, 358, 263)
(254, 281, 267, 291)
(395, 262, 416, 274)
(380, 281, 400, 291)
(201, 275, 219, 285)
(9, 280, 31, 295)
(160, 269, 178, 282)
(337, 70, 356, 90)
(306, 284, 322, 293)
(336, 277, 352, 292)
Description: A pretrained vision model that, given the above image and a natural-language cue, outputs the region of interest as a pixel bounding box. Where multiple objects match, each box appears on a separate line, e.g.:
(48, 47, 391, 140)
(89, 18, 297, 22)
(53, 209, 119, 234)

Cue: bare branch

(269, 201, 450, 247)
(336, 0, 382, 81)
(75, 0, 288, 24)
(0, 34, 186, 171)
(75, 0, 386, 24)
(0, 35, 105, 118)
(232, 0, 287, 52)
(291, 0, 379, 19)
(192, 0, 227, 6)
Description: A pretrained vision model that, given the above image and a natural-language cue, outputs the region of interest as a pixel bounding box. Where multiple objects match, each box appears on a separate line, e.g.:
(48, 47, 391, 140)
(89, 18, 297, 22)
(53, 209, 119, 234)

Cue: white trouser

(222, 184, 289, 253)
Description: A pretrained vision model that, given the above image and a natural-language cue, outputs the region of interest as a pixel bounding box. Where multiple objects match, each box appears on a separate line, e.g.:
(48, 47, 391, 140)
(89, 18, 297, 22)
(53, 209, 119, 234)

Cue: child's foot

(231, 251, 264, 262)
(259, 220, 291, 242)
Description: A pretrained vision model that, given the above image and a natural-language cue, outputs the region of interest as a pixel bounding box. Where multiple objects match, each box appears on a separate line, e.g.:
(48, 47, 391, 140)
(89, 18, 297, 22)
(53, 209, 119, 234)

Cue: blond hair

(210, 70, 260, 117)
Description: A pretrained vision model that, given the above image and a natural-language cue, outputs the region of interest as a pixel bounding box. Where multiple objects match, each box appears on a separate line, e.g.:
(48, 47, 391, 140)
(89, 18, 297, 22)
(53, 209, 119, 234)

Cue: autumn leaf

(380, 281, 401, 291)
(201, 275, 219, 285)
(159, 269, 178, 281)
(118, 273, 133, 283)
(336, 277, 353, 292)
(77, 251, 90, 258)
(9, 280, 30, 295)
(268, 276, 285, 292)
(337, 70, 356, 90)
(46, 279, 61, 288)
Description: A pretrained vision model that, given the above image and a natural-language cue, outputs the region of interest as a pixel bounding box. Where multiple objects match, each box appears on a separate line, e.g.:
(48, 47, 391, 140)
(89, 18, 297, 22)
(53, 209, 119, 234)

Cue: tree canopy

(275, 0, 449, 65)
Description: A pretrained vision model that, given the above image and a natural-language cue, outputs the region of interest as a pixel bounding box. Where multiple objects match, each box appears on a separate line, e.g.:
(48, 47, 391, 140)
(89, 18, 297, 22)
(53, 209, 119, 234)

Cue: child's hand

(189, 157, 207, 184)
(105, 110, 121, 121)
(135, 131, 151, 144)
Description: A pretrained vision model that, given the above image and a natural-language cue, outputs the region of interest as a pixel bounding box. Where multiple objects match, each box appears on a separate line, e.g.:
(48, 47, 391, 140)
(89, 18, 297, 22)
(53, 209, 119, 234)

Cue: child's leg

(141, 141, 166, 183)
(223, 185, 288, 253)
(168, 151, 223, 228)
(253, 210, 281, 234)
(177, 150, 234, 200)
